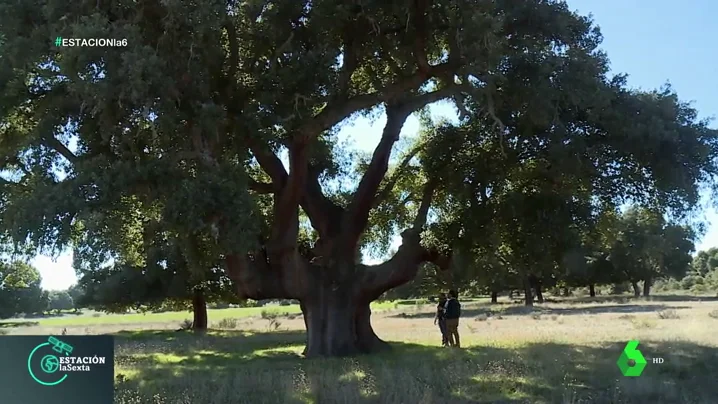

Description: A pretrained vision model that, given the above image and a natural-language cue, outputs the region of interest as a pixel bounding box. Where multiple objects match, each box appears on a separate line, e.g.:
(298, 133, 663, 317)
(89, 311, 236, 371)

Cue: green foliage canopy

(0, 0, 717, 332)
(0, 260, 48, 318)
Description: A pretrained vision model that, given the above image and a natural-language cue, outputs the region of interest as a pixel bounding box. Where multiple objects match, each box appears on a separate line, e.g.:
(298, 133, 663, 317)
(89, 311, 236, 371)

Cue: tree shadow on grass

(113, 329, 718, 404)
(564, 295, 718, 304)
(114, 328, 306, 362)
(392, 303, 692, 320)
(641, 295, 718, 302)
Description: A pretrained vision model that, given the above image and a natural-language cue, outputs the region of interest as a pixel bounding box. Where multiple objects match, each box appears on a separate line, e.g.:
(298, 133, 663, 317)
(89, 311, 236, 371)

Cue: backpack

(445, 298, 461, 318)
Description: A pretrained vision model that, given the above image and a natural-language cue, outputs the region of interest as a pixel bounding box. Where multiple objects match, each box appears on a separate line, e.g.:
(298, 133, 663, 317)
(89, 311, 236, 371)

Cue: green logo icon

(27, 337, 74, 385)
(40, 355, 60, 373)
(617, 340, 647, 376)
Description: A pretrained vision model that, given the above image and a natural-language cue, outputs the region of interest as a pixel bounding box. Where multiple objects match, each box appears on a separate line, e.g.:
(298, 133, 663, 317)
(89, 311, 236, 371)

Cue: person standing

(434, 293, 448, 346)
(444, 289, 461, 348)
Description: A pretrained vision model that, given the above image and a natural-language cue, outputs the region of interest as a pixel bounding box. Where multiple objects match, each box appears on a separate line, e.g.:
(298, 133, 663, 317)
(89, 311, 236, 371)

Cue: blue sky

(33, 0, 718, 290)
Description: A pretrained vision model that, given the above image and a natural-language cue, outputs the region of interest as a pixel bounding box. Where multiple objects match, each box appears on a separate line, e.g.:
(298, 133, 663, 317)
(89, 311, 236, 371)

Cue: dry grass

(5, 295, 718, 403)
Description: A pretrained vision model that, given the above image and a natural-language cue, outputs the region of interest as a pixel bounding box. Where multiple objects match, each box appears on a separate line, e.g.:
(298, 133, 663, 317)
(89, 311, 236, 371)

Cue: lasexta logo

(2, 335, 114, 403)
(617, 340, 647, 376)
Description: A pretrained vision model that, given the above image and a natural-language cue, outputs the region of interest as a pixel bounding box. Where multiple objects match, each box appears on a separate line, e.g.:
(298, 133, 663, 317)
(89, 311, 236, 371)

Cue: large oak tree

(2, 0, 717, 356)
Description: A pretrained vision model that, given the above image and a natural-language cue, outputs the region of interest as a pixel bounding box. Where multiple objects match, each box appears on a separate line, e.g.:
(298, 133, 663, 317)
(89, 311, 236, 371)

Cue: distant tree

(0, 261, 47, 318)
(76, 235, 239, 330)
(472, 251, 520, 304)
(47, 290, 74, 313)
(609, 207, 695, 296)
(394, 56, 718, 306)
(66, 284, 85, 310)
(691, 248, 718, 277)
(654, 248, 718, 294)
(562, 249, 613, 297)
(561, 209, 625, 297)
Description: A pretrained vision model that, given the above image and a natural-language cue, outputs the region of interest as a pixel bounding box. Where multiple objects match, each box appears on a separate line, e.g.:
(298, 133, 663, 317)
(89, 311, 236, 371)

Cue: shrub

(690, 284, 708, 294)
(657, 310, 680, 319)
(217, 317, 239, 328)
(610, 282, 631, 295)
(680, 275, 702, 289)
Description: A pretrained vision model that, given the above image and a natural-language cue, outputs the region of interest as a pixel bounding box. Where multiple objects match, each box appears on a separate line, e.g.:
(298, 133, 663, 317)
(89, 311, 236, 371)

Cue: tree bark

(535, 280, 544, 304)
(299, 206, 443, 357)
(191, 288, 208, 331)
(300, 283, 390, 357)
(490, 291, 498, 304)
(229, 223, 445, 358)
(631, 281, 640, 297)
(642, 278, 651, 297)
(589, 284, 596, 297)
(523, 277, 533, 306)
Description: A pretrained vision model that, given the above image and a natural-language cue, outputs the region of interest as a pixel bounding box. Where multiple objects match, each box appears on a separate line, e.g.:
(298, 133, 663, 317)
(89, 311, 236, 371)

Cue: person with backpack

(444, 289, 461, 348)
(433, 293, 449, 346)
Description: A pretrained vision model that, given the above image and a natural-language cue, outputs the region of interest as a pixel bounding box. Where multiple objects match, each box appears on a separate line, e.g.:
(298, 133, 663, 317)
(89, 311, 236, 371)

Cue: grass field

(3, 295, 718, 403)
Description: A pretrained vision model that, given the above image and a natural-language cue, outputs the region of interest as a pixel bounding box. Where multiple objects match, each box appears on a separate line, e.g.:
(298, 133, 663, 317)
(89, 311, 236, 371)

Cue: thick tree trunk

(191, 288, 208, 331)
(224, 86, 451, 358)
(523, 277, 533, 307)
(490, 291, 498, 304)
(589, 284, 596, 297)
(301, 288, 390, 358)
(300, 301, 309, 356)
(631, 281, 640, 297)
(642, 278, 651, 297)
(228, 229, 446, 358)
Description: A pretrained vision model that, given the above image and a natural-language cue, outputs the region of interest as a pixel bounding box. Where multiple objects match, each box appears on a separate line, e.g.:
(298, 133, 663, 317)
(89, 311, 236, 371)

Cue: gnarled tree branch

(302, 165, 344, 239)
(225, 250, 306, 300)
(41, 134, 77, 164)
(296, 62, 454, 144)
(337, 25, 359, 97)
(247, 138, 288, 185)
(268, 142, 307, 252)
(373, 143, 423, 208)
(343, 104, 412, 246)
(343, 84, 466, 245)
(360, 179, 439, 300)
(248, 179, 274, 194)
(247, 138, 343, 239)
(411, 178, 437, 230)
(223, 20, 239, 83)
(411, 0, 431, 74)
